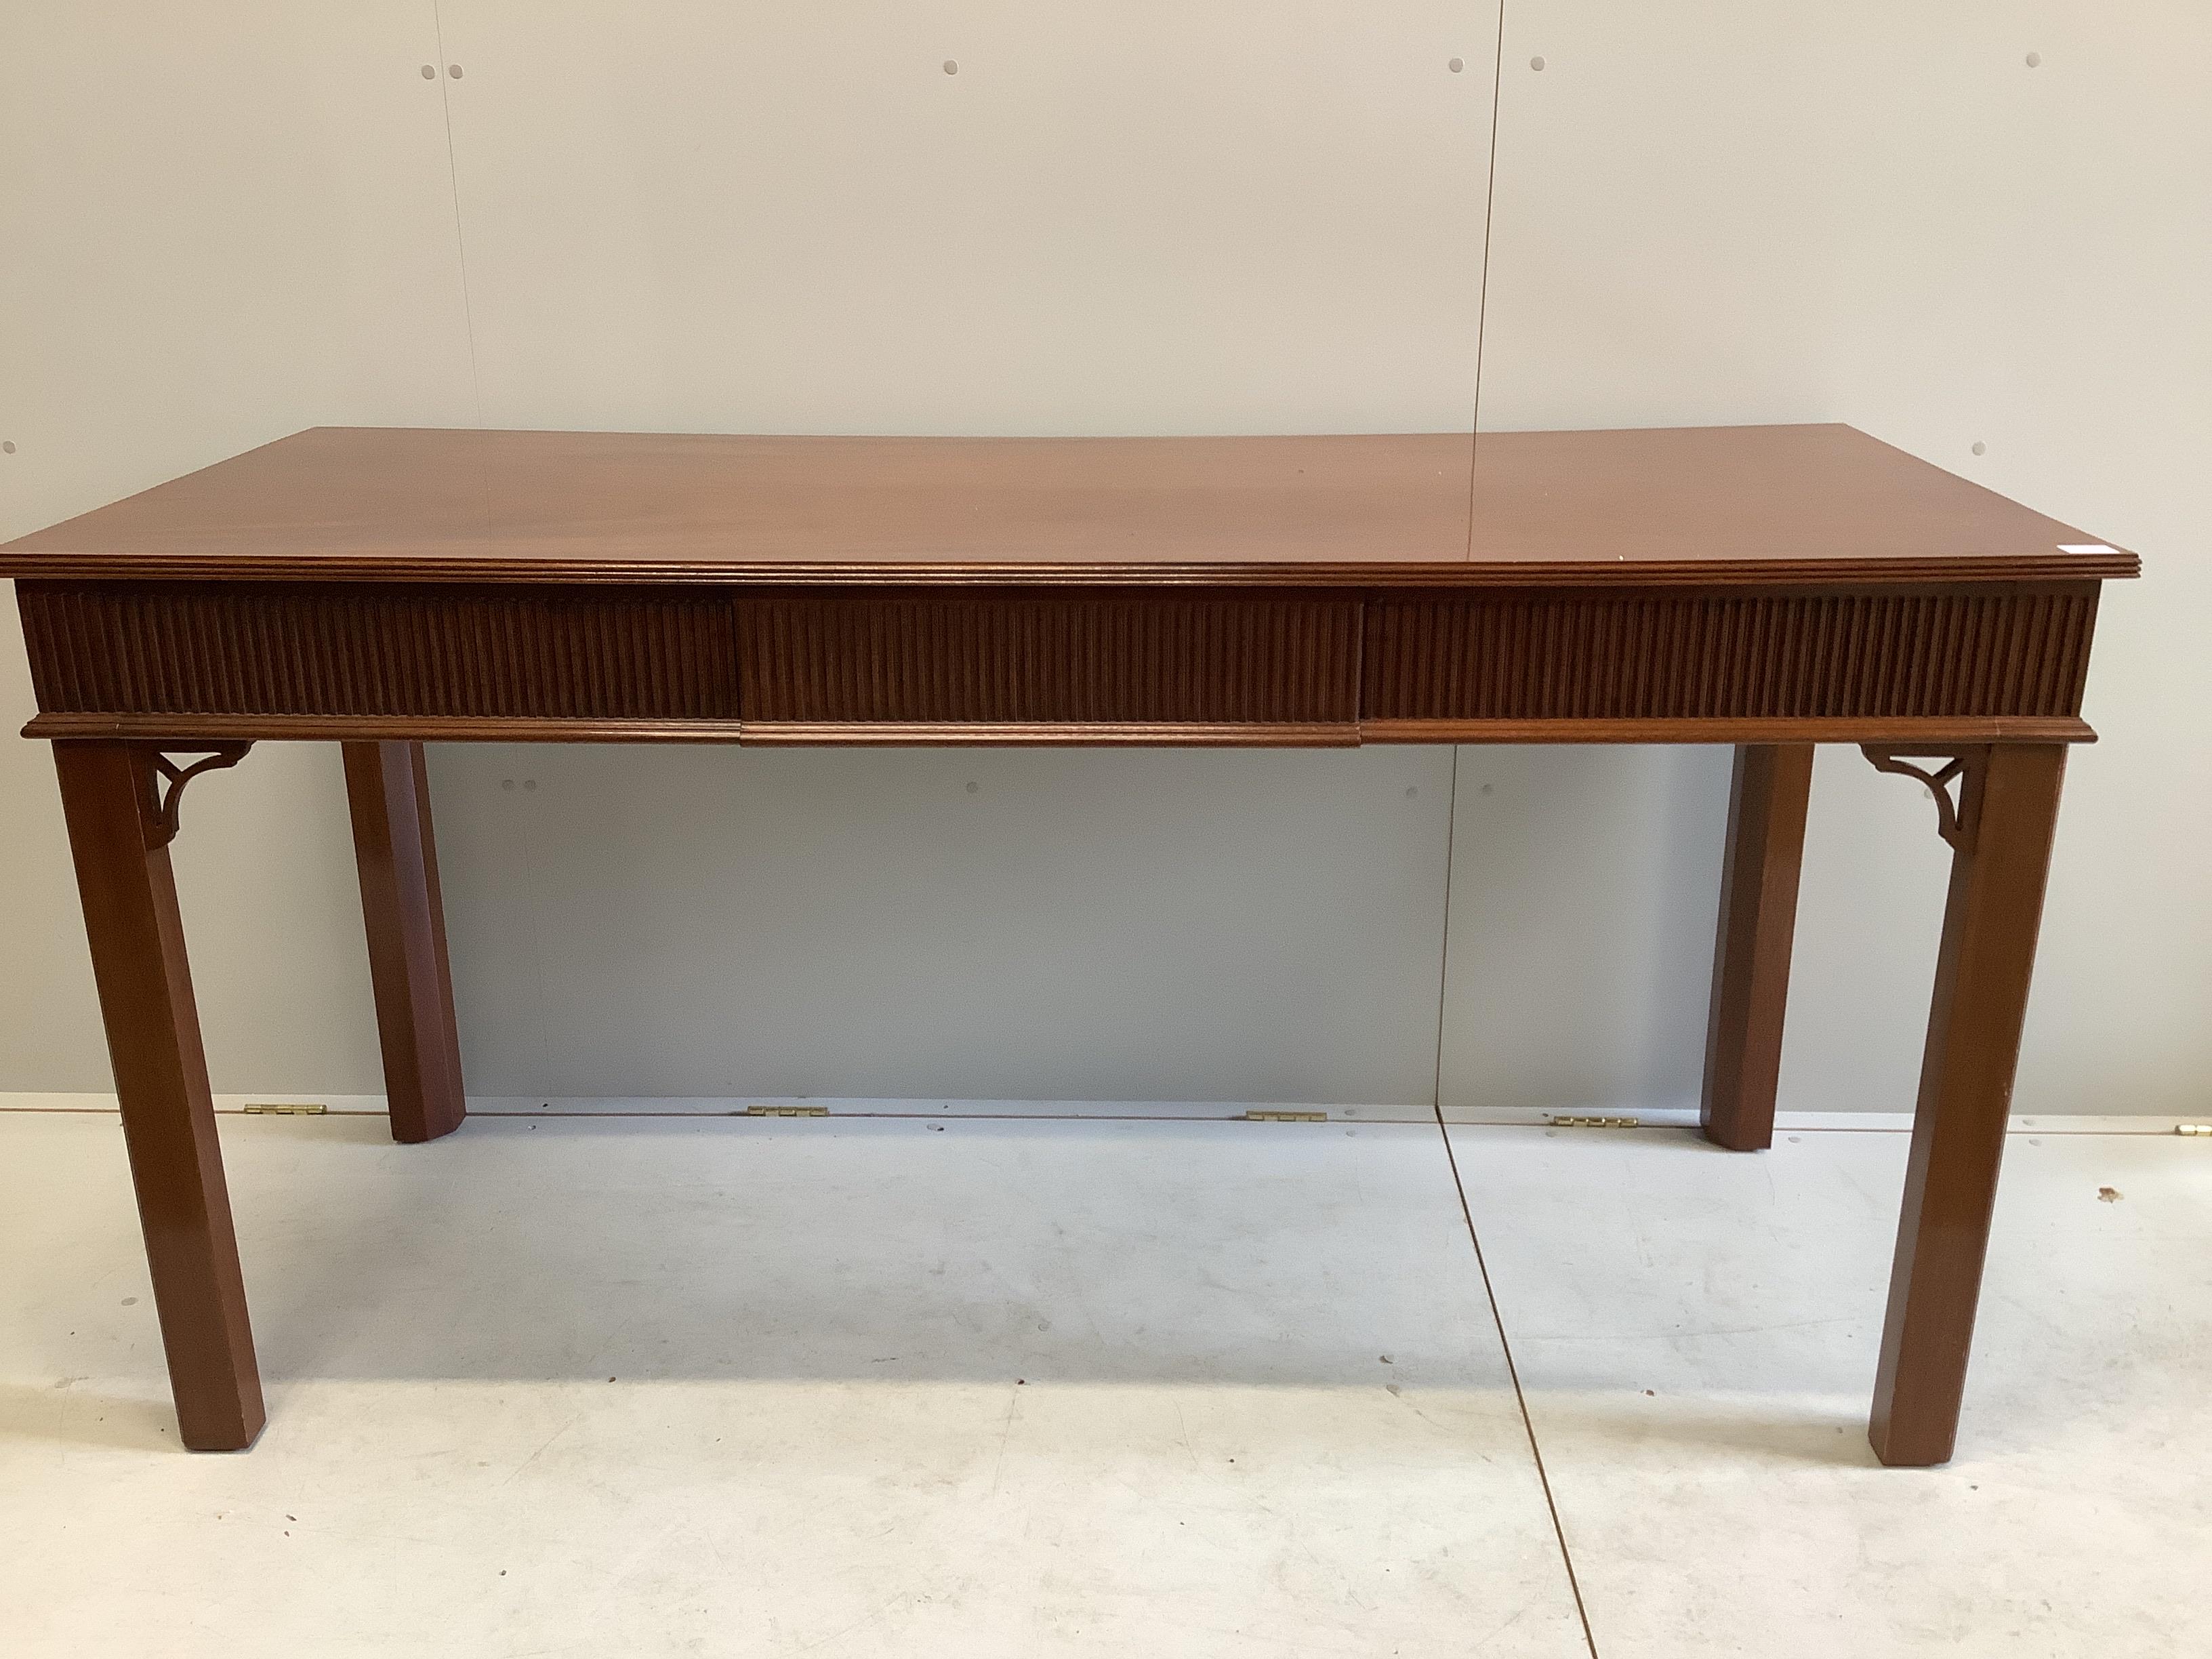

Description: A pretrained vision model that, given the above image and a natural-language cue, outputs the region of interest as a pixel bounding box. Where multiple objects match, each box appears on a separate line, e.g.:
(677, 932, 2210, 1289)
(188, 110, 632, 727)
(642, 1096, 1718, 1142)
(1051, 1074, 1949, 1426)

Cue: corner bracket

(1861, 745, 1988, 853)
(140, 743, 253, 848)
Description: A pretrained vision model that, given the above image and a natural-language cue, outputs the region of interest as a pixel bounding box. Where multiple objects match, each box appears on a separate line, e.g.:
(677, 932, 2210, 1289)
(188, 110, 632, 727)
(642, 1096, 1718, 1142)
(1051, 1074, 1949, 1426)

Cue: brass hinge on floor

(744, 1105, 830, 1118)
(243, 1102, 328, 1116)
(1549, 1114, 1640, 1129)
(1243, 1110, 1328, 1123)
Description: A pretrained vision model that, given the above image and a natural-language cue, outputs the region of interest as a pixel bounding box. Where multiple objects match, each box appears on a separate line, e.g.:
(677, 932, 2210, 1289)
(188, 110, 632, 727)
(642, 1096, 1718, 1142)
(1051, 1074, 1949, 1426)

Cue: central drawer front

(738, 588, 1362, 731)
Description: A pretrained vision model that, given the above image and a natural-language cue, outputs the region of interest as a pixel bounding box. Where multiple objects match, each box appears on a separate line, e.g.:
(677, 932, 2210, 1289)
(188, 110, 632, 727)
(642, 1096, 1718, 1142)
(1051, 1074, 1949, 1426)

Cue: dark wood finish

(142, 744, 253, 846)
(1862, 749, 1979, 850)
(0, 425, 2133, 587)
(1869, 743, 2066, 1467)
(1, 427, 2137, 1457)
(1701, 744, 1815, 1151)
(733, 720, 1361, 746)
(343, 741, 467, 1145)
(52, 740, 264, 1451)
(1359, 715, 2090, 746)
(16, 582, 737, 722)
(9, 577, 2102, 748)
(1364, 586, 2100, 726)
(739, 589, 1359, 729)
(30, 713, 754, 744)
(4, 426, 2132, 750)
(25, 709, 2096, 748)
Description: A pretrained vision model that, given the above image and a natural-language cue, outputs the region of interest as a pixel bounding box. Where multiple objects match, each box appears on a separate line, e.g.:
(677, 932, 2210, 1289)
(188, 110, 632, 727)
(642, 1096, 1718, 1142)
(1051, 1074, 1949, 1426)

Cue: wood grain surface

(1701, 744, 1815, 1151)
(1870, 743, 2068, 1467)
(13, 575, 2110, 746)
(0, 425, 2135, 587)
(343, 741, 467, 1145)
(52, 740, 265, 1450)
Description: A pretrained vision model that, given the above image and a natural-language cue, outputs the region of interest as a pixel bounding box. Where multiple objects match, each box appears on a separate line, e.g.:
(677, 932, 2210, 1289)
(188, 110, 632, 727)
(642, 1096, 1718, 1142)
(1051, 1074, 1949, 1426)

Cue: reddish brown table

(1, 424, 2136, 1463)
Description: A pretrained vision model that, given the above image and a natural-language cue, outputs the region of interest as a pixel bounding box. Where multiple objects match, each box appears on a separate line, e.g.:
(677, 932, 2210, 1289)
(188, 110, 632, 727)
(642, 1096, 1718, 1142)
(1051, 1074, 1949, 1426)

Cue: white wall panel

(1456, 1, 2210, 1119)
(1473, 5, 1856, 431)
(432, 745, 1454, 1102)
(1438, 745, 1732, 1119)
(436, 1, 1496, 435)
(0, 3, 478, 1092)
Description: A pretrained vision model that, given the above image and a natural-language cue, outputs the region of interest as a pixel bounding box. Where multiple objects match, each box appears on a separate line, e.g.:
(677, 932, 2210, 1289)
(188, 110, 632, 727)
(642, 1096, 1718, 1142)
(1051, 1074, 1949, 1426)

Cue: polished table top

(0, 424, 2135, 588)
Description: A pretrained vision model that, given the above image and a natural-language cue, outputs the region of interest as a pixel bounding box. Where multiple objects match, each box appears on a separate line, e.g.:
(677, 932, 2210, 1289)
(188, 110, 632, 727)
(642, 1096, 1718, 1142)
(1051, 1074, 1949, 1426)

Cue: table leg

(1701, 743, 1813, 1150)
(1868, 743, 2066, 1467)
(54, 740, 265, 1451)
(343, 741, 467, 1143)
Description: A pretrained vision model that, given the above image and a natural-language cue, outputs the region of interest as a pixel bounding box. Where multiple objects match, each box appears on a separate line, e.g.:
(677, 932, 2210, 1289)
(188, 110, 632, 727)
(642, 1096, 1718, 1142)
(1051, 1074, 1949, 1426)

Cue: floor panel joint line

(1435, 1105, 1602, 1659)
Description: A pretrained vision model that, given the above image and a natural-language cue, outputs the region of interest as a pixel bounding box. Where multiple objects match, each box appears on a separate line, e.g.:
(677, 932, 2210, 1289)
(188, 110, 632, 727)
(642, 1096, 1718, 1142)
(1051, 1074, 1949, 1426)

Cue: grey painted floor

(1, 1109, 2204, 1657)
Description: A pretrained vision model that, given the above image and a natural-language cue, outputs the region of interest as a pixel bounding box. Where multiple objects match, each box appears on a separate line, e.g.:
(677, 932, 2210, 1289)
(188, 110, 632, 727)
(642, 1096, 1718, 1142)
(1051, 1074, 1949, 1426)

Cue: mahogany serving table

(1, 424, 2136, 1463)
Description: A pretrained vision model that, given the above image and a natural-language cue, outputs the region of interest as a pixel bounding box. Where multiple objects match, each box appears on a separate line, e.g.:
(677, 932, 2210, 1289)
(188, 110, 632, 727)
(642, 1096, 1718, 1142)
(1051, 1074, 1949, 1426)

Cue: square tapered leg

(1702, 743, 1814, 1151)
(54, 740, 264, 1451)
(344, 741, 467, 1143)
(1870, 743, 2066, 1467)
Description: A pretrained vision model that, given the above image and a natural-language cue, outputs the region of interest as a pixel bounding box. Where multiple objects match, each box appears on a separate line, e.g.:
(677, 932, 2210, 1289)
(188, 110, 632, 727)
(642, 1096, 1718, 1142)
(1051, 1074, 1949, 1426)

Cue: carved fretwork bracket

(138, 743, 253, 849)
(1862, 746, 1989, 853)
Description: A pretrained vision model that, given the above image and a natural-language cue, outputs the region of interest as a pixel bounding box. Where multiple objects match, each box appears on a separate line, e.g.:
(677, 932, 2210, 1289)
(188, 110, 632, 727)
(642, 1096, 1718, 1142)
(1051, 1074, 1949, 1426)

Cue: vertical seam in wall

(1465, 0, 1509, 562)
(1429, 745, 1460, 1112)
(430, 0, 487, 427)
